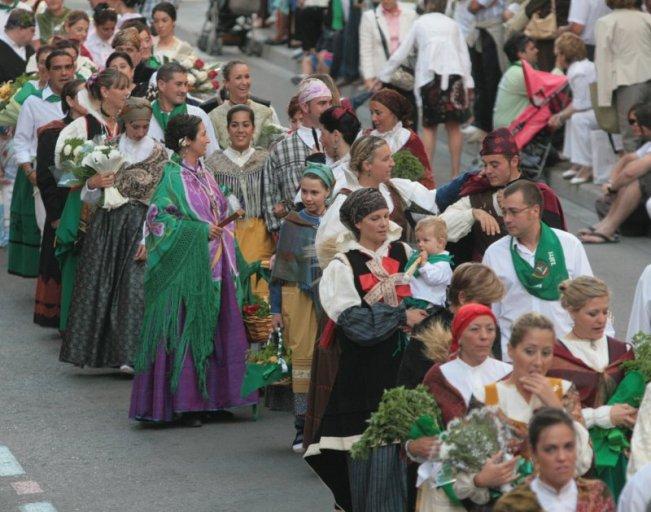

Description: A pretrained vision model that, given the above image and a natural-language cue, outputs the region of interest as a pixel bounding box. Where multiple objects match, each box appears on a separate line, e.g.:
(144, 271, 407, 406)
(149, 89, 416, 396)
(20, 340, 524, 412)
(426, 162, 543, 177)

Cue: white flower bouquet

(55, 137, 96, 187)
(81, 144, 127, 209)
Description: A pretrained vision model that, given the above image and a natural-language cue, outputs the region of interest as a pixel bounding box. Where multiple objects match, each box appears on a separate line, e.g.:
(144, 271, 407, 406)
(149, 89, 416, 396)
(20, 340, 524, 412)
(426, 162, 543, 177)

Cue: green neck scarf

(510, 222, 568, 301)
(151, 100, 187, 131)
(405, 251, 453, 277)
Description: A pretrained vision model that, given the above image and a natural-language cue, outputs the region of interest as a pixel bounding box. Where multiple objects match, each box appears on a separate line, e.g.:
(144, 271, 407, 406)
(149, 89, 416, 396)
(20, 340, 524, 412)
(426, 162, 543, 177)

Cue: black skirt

(420, 74, 469, 127)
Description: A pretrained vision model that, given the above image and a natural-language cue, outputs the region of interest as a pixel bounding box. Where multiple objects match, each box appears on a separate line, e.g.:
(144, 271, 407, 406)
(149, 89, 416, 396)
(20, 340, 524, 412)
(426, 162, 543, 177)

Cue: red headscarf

(449, 303, 497, 354)
(479, 128, 518, 157)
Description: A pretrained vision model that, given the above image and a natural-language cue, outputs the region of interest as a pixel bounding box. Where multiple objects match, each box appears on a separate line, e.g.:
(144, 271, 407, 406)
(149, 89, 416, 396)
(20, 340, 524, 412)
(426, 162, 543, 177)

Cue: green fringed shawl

(134, 161, 220, 396)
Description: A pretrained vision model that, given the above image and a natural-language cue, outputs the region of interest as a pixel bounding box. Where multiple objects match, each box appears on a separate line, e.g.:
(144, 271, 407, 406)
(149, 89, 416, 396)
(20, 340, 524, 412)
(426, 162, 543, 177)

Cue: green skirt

(7, 172, 40, 277)
(55, 189, 83, 332)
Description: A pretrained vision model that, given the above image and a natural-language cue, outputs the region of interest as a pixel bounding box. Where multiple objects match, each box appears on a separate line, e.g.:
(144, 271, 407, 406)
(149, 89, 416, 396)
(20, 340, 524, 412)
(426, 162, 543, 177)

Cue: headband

(298, 78, 332, 105)
(450, 303, 497, 354)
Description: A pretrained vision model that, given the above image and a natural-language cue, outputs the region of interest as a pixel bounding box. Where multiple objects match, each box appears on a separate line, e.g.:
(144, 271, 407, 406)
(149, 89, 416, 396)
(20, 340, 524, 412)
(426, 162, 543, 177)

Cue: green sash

(151, 100, 187, 132)
(405, 251, 453, 277)
(510, 222, 568, 301)
(14, 81, 40, 105)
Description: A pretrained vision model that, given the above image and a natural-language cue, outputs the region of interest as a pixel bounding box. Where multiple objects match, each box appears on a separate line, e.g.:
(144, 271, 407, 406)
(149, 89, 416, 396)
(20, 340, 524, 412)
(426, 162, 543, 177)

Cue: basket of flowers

(240, 328, 292, 398)
(242, 294, 273, 343)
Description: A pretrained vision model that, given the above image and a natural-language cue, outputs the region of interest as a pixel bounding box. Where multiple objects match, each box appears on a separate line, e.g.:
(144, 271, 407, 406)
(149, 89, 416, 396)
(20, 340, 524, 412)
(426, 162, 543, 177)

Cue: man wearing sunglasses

(440, 128, 566, 262)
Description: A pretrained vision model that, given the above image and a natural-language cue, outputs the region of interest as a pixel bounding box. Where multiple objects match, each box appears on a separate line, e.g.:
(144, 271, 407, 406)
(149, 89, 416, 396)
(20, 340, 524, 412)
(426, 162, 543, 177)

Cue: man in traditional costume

(440, 128, 565, 262)
(262, 77, 332, 232)
(9, 49, 73, 278)
(147, 61, 219, 157)
(482, 180, 607, 359)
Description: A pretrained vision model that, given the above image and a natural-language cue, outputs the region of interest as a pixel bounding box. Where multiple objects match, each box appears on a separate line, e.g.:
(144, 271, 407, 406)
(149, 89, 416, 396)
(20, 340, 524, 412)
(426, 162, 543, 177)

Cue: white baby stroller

(197, 0, 263, 56)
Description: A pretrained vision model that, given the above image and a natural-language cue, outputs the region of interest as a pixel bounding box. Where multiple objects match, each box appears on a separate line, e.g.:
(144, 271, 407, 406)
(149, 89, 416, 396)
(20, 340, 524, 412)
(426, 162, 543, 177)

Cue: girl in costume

(549, 276, 636, 497)
(495, 408, 615, 512)
(317, 106, 360, 194)
(414, 303, 512, 512)
(129, 114, 256, 426)
(205, 105, 273, 298)
(54, 69, 129, 332)
(59, 97, 168, 371)
(369, 88, 434, 189)
(85, 4, 117, 68)
(208, 60, 281, 150)
(304, 188, 427, 512)
(270, 161, 334, 452)
(33, 78, 86, 328)
(455, 313, 593, 509)
(151, 2, 196, 64)
(315, 135, 438, 268)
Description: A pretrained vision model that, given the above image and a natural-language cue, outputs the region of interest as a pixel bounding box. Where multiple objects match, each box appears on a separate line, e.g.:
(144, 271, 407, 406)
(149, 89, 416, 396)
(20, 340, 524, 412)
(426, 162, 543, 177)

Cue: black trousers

(471, 29, 502, 133)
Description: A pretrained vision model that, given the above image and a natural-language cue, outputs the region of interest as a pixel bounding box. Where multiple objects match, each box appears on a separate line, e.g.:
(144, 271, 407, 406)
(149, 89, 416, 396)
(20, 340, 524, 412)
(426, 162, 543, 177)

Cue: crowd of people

(1, 0, 651, 510)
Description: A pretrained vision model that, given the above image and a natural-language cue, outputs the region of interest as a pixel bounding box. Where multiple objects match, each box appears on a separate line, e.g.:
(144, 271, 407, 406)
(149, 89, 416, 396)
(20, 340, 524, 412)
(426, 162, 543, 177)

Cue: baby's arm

(418, 262, 453, 287)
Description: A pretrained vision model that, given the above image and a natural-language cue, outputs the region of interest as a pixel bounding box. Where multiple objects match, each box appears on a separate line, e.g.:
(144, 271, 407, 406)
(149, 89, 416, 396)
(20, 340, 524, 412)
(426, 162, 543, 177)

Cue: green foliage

(242, 294, 271, 318)
(391, 150, 425, 182)
(622, 332, 651, 382)
(257, 124, 285, 149)
(350, 385, 442, 460)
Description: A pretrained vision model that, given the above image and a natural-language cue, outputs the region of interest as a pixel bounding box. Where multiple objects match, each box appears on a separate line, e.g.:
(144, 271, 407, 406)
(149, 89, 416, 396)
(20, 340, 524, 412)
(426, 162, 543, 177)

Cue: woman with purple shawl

(129, 114, 257, 426)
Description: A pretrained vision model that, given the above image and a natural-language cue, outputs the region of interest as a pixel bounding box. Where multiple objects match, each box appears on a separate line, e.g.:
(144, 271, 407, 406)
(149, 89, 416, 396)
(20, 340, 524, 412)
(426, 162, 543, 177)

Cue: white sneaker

(120, 365, 134, 375)
(570, 175, 591, 185)
(465, 128, 487, 143)
(562, 169, 577, 179)
(461, 125, 480, 135)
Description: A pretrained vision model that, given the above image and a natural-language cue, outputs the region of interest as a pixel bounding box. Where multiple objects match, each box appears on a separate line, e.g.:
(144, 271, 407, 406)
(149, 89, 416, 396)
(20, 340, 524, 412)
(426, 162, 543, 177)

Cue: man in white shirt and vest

(147, 61, 219, 157)
(482, 179, 611, 360)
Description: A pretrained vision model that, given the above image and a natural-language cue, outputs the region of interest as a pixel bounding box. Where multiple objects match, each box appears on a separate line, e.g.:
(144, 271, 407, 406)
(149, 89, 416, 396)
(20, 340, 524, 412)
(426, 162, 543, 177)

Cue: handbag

(524, 0, 557, 40)
(590, 82, 620, 134)
(374, 13, 415, 91)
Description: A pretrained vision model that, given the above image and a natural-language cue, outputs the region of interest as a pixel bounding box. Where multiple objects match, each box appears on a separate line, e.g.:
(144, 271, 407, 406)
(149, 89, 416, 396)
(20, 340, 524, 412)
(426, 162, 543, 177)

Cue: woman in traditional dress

(315, 135, 438, 268)
(130, 114, 256, 426)
(369, 89, 434, 189)
(397, 262, 506, 389)
(209, 60, 281, 150)
(54, 69, 129, 332)
(151, 2, 196, 64)
(271, 162, 334, 452)
(60, 97, 167, 371)
(304, 188, 428, 512)
(33, 78, 86, 328)
(494, 408, 616, 512)
(85, 4, 117, 68)
(205, 105, 273, 298)
(106, 51, 148, 98)
(549, 276, 636, 496)
(454, 313, 593, 509)
(413, 303, 512, 511)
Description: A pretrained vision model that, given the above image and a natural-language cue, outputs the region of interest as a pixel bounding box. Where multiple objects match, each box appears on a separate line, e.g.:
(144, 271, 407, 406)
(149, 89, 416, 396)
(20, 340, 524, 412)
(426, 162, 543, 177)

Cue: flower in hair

(86, 73, 99, 90)
(179, 137, 190, 148)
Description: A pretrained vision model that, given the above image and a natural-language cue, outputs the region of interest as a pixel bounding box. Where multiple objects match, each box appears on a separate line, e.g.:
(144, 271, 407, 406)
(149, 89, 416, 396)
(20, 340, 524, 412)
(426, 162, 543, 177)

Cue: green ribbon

(14, 81, 40, 105)
(151, 100, 187, 131)
(589, 370, 645, 499)
(145, 55, 162, 70)
(45, 94, 61, 103)
(510, 221, 569, 301)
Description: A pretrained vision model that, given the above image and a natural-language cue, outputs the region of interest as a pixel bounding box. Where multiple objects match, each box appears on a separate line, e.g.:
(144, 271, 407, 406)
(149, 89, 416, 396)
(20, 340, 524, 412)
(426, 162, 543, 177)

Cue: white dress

(562, 59, 599, 167)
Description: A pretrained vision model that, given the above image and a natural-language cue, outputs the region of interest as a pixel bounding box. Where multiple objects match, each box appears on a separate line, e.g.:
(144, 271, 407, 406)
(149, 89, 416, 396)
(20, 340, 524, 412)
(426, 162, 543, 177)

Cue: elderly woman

(495, 408, 615, 511)
(315, 135, 438, 268)
(550, 33, 599, 185)
(60, 97, 168, 371)
(379, 0, 473, 177)
(63, 10, 92, 62)
(205, 105, 273, 297)
(208, 60, 280, 149)
(461, 314, 593, 505)
(414, 303, 513, 511)
(130, 114, 256, 425)
(595, 0, 651, 153)
(305, 188, 427, 512)
(151, 2, 196, 64)
(549, 276, 635, 497)
(369, 89, 434, 188)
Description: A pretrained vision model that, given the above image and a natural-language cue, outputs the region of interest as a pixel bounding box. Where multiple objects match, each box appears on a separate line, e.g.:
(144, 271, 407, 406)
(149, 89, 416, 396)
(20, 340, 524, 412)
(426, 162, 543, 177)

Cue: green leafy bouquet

(391, 149, 425, 182)
(240, 328, 291, 397)
(350, 385, 442, 460)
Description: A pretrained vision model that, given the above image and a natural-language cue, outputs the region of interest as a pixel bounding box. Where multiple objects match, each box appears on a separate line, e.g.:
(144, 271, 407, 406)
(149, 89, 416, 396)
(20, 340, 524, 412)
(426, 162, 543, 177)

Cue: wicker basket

(243, 314, 273, 343)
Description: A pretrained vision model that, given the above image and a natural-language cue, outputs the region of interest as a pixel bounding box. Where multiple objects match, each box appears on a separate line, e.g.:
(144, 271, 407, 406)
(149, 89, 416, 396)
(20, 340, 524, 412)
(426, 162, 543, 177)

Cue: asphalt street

(1, 2, 650, 510)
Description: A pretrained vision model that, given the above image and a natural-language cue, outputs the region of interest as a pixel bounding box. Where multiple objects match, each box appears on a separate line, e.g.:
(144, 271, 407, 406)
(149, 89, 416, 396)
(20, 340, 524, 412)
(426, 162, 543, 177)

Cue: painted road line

(11, 481, 43, 495)
(0, 446, 25, 476)
(20, 503, 58, 512)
